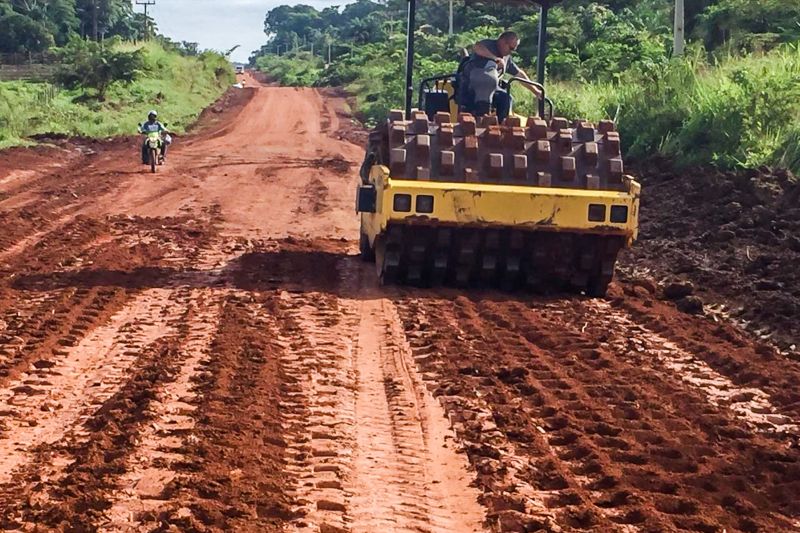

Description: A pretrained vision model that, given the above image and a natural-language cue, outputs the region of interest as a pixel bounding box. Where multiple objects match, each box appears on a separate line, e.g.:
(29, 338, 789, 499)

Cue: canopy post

(404, 0, 417, 119)
(536, 0, 550, 117)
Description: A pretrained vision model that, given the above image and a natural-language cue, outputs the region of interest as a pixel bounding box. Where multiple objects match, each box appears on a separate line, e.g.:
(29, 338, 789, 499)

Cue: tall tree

(75, 0, 133, 40)
(10, 0, 79, 45)
(0, 11, 54, 52)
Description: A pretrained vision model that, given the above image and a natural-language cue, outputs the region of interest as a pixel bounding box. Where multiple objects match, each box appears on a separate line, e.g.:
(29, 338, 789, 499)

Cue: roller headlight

(393, 193, 412, 212)
(588, 204, 606, 222)
(416, 195, 434, 214)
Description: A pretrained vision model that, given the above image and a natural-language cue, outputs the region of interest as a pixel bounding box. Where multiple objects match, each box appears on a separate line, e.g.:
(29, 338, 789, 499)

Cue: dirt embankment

(623, 160, 799, 353)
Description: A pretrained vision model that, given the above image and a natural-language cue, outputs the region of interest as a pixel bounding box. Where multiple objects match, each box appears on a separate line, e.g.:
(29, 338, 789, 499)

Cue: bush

(56, 37, 145, 100)
(512, 44, 800, 173)
(256, 51, 324, 86)
(697, 0, 800, 52)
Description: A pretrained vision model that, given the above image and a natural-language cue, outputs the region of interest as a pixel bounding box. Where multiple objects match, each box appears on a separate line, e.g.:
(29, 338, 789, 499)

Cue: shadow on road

(8, 244, 569, 305)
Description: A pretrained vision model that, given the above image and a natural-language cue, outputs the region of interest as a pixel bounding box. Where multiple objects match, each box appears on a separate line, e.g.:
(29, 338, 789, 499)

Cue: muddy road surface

(0, 77, 798, 532)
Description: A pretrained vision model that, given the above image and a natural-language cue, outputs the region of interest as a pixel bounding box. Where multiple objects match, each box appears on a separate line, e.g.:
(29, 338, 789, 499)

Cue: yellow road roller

(356, 0, 640, 296)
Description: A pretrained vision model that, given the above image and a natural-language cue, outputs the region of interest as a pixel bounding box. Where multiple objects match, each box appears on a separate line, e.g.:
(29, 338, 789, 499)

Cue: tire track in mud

(348, 296, 485, 533)
(396, 296, 637, 532)
(277, 290, 358, 533)
(0, 216, 107, 276)
(152, 294, 290, 533)
(489, 298, 800, 531)
(612, 291, 800, 422)
(99, 294, 223, 531)
(394, 294, 800, 532)
(86, 240, 254, 531)
(584, 299, 799, 436)
(0, 235, 262, 530)
(274, 258, 486, 533)
(0, 288, 190, 529)
(0, 287, 129, 387)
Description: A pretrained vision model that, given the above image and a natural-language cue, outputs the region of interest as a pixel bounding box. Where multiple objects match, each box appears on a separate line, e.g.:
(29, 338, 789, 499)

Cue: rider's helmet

(148, 110, 158, 120)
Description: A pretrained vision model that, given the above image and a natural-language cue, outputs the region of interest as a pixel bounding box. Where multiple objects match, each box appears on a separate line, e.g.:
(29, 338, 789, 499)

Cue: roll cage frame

(404, 0, 561, 120)
(417, 74, 555, 120)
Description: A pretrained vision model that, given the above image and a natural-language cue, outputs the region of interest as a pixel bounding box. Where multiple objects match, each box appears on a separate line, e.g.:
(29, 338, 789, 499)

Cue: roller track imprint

(0, 76, 798, 532)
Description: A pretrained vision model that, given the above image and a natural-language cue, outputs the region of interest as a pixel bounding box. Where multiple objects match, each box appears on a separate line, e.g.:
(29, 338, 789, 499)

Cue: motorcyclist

(138, 110, 171, 164)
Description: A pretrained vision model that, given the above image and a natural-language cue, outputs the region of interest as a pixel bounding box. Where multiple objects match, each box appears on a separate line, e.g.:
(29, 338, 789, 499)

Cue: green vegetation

(251, 0, 800, 173)
(0, 0, 234, 148)
(0, 41, 233, 147)
(55, 38, 146, 101)
(511, 45, 800, 171)
(0, 0, 151, 51)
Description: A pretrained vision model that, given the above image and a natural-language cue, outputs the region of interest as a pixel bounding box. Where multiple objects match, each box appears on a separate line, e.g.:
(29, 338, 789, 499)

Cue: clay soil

(622, 159, 800, 353)
(0, 76, 798, 533)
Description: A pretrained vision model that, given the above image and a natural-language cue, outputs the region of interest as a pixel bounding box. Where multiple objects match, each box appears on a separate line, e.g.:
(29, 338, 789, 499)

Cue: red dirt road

(0, 77, 798, 532)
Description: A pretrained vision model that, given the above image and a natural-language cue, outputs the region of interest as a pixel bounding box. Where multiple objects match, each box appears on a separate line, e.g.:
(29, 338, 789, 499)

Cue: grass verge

(0, 41, 234, 148)
(259, 42, 800, 173)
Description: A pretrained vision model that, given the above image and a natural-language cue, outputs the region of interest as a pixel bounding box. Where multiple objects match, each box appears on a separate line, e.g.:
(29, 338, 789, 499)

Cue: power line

(135, 0, 156, 40)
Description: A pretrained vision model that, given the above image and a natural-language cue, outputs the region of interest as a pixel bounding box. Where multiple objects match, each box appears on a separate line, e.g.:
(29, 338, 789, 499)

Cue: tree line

(250, 0, 800, 81)
(0, 0, 152, 54)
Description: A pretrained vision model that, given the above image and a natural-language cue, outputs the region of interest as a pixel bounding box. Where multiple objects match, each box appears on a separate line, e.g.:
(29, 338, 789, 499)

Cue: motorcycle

(138, 123, 172, 173)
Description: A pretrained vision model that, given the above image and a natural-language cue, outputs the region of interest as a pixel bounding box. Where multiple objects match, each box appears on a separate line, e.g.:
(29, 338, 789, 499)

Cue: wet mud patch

(296, 176, 331, 215)
(313, 155, 351, 175)
(5, 209, 222, 294)
(231, 237, 351, 294)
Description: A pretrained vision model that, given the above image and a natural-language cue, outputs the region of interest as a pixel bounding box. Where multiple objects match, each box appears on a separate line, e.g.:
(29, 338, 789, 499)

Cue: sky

(145, 0, 349, 64)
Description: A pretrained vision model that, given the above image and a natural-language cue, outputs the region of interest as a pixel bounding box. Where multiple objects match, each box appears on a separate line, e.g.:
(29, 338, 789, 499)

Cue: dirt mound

(192, 85, 256, 133)
(318, 87, 368, 147)
(623, 160, 800, 352)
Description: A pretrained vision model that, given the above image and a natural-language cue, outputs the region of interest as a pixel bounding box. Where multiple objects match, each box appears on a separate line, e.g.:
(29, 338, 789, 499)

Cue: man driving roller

(466, 31, 542, 120)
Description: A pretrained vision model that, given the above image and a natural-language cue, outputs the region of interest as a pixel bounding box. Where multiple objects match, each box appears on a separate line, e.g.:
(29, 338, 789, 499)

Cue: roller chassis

(357, 110, 641, 296)
(357, 0, 639, 296)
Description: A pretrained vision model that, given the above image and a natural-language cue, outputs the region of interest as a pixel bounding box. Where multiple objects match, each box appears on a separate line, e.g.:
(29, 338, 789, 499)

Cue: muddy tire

(149, 148, 158, 174)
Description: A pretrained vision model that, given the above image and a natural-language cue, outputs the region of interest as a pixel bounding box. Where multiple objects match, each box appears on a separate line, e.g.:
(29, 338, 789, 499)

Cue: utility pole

(673, 0, 685, 56)
(448, 0, 453, 36)
(92, 0, 98, 40)
(136, 0, 156, 40)
(328, 42, 332, 64)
